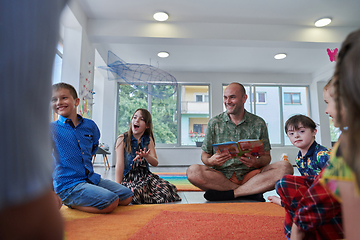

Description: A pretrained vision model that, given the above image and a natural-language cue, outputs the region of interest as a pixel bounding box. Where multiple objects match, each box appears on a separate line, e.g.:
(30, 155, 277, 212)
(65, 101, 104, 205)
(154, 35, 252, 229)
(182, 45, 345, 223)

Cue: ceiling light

(158, 52, 169, 58)
(314, 17, 332, 27)
(274, 53, 287, 60)
(153, 12, 169, 21)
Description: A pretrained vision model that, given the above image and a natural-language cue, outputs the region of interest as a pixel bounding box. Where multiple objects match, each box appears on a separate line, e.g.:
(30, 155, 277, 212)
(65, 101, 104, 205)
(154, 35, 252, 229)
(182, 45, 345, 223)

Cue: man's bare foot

(267, 196, 281, 206)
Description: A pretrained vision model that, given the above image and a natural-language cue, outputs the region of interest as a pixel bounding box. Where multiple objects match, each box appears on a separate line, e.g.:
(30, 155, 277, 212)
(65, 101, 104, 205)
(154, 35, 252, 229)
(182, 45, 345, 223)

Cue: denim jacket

(123, 133, 150, 176)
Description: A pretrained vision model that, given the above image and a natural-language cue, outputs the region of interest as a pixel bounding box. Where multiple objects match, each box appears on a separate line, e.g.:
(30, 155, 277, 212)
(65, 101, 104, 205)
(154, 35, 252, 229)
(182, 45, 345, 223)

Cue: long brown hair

(332, 28, 360, 187)
(117, 108, 155, 153)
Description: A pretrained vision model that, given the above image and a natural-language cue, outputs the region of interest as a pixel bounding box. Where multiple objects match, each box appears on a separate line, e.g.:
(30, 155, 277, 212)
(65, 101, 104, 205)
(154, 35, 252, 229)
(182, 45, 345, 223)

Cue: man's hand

(239, 151, 271, 168)
(239, 153, 259, 168)
(207, 152, 232, 166)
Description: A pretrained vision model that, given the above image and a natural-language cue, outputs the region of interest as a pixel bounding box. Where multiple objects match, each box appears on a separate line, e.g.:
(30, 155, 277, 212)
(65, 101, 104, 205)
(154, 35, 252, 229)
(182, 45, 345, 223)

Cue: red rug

(61, 202, 286, 240)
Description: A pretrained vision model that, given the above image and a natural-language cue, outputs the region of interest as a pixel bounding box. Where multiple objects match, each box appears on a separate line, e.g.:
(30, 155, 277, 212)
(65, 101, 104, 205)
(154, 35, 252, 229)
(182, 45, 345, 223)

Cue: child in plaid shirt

(270, 80, 343, 240)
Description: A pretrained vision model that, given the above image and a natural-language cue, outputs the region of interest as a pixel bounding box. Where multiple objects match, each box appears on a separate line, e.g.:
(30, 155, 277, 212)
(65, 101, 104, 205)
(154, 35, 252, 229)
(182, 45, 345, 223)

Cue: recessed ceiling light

(153, 12, 169, 21)
(274, 53, 287, 60)
(158, 52, 169, 58)
(314, 17, 332, 27)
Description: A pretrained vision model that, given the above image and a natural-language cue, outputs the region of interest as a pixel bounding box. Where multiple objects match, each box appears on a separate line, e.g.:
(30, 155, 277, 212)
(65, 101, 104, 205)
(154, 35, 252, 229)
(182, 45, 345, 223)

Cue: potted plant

(190, 131, 205, 147)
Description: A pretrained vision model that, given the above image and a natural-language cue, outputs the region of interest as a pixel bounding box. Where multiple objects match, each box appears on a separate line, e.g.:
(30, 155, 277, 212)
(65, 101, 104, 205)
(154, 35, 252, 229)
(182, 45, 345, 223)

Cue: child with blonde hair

(320, 28, 360, 240)
(272, 28, 360, 239)
(270, 79, 343, 240)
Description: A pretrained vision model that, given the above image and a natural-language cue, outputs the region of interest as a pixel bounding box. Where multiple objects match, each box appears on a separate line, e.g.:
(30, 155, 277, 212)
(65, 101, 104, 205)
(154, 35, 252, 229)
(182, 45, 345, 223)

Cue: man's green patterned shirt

(201, 110, 271, 180)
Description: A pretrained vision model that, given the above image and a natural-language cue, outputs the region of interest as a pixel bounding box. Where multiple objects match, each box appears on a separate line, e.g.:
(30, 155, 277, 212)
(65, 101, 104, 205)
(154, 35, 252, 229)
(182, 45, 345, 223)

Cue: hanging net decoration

(98, 51, 178, 99)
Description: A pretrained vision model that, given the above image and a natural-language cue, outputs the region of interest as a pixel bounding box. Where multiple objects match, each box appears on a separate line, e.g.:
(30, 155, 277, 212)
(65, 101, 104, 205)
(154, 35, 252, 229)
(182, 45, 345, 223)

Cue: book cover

(212, 141, 239, 157)
(213, 139, 264, 157)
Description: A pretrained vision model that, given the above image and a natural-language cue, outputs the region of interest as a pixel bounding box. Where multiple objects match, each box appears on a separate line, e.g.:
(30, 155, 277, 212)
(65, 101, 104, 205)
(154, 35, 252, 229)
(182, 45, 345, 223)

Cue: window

(193, 124, 207, 134)
(117, 83, 310, 147)
(52, 42, 63, 84)
(189, 124, 207, 143)
(223, 84, 310, 146)
(193, 124, 202, 133)
(204, 95, 209, 102)
(284, 92, 301, 104)
(117, 84, 177, 145)
(117, 84, 148, 137)
(51, 42, 63, 121)
(195, 94, 209, 102)
(118, 83, 209, 146)
(282, 87, 309, 145)
(181, 85, 209, 146)
(253, 86, 281, 144)
(151, 85, 178, 144)
(252, 92, 266, 104)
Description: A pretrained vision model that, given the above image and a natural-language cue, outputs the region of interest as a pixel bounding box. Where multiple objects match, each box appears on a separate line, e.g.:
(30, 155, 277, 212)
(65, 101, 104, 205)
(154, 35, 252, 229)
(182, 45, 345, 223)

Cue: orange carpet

(61, 202, 286, 240)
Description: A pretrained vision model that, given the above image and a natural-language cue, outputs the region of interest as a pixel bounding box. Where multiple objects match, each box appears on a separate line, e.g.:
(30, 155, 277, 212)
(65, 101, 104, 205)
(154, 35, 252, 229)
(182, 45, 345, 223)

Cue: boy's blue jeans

(59, 178, 133, 210)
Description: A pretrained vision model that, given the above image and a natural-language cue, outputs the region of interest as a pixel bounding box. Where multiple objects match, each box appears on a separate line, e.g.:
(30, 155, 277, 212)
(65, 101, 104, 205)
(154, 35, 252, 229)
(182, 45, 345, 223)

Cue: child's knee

(101, 199, 119, 213)
(119, 196, 132, 206)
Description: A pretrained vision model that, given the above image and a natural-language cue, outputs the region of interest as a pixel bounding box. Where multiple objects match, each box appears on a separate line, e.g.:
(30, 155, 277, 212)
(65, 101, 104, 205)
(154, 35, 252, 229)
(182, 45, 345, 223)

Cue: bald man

(186, 82, 293, 201)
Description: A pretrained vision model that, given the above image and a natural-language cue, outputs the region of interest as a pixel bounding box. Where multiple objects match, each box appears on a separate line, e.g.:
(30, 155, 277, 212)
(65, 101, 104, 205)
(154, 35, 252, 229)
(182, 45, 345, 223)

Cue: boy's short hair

(52, 83, 78, 99)
(285, 114, 317, 134)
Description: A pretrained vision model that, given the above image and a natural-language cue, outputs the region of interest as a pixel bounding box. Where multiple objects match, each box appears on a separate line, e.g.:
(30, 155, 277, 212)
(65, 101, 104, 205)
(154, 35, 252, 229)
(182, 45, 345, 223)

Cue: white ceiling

(74, 0, 360, 75)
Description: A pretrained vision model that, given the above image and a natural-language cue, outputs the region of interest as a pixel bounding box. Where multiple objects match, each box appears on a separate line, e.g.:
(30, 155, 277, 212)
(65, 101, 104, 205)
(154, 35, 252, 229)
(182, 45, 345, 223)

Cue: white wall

(60, 4, 83, 92)
(92, 50, 105, 132)
(61, 28, 81, 91)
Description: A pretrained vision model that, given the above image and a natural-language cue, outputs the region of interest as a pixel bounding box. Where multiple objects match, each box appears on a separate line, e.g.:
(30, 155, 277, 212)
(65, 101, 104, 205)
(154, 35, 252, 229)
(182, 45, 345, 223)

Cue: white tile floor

(94, 165, 300, 204)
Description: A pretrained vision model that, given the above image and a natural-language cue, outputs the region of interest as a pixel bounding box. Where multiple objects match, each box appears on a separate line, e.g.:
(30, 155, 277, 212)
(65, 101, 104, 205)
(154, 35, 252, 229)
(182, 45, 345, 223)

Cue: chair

(92, 147, 111, 170)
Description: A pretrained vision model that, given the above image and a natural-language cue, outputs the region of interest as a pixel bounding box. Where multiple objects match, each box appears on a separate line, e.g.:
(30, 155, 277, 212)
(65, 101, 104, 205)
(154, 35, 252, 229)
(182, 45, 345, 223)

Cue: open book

(212, 139, 264, 158)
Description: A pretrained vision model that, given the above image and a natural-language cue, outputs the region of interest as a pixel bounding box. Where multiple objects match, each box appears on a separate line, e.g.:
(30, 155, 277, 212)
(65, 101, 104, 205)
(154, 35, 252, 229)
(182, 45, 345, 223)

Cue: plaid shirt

(276, 173, 343, 239)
